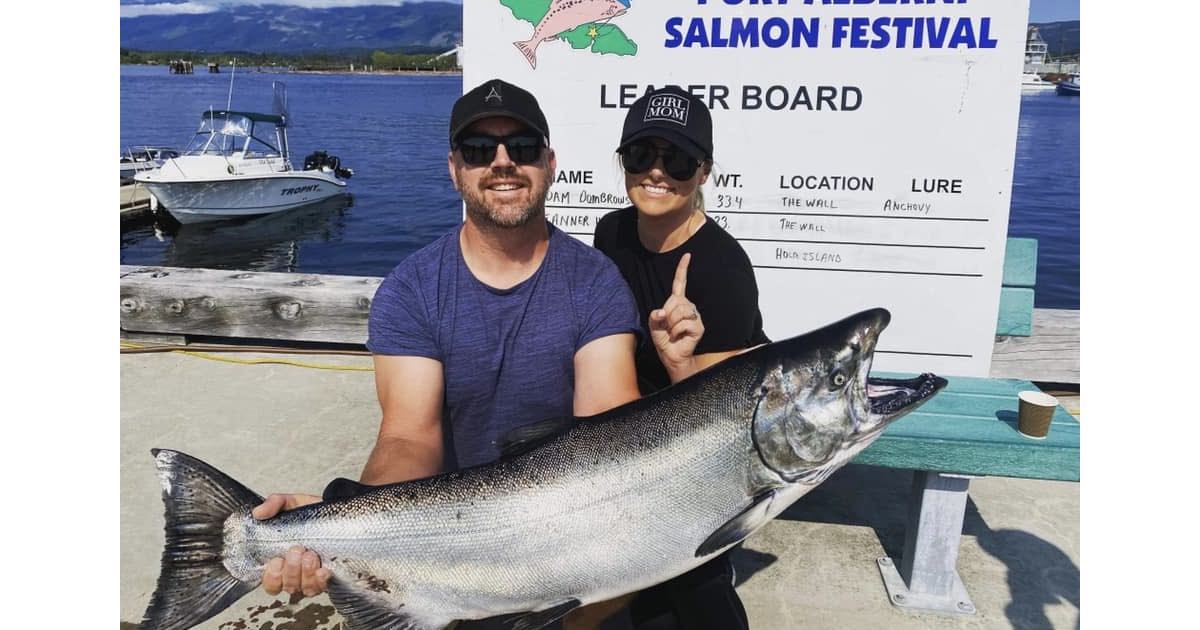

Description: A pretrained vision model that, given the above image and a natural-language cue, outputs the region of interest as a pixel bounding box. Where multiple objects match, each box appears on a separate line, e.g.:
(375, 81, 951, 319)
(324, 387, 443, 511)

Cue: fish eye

(831, 371, 847, 388)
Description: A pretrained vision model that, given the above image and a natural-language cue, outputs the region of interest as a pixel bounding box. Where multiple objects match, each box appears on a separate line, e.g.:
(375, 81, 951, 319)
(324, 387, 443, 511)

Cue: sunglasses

(455, 133, 545, 166)
(618, 140, 701, 181)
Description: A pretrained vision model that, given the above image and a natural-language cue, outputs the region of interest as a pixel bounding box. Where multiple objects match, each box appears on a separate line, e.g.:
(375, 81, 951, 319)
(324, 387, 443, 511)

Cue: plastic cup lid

(1019, 390, 1058, 407)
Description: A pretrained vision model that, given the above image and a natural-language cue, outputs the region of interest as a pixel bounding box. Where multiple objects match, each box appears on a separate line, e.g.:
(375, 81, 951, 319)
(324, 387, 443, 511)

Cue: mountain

(120, 2, 462, 53)
(121, 5, 1078, 59)
(1030, 20, 1080, 58)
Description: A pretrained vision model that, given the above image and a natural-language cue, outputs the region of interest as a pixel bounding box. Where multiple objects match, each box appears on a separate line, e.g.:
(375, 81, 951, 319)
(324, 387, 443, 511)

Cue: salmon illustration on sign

(506, 0, 636, 69)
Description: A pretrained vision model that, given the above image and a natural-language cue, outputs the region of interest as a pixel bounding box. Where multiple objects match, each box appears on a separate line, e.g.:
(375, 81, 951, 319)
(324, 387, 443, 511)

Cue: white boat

(1021, 72, 1056, 91)
(135, 82, 352, 225)
(1024, 26, 1049, 70)
(120, 146, 180, 182)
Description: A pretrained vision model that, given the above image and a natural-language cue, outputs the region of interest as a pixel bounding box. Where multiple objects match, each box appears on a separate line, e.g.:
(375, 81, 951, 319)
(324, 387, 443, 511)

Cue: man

(252, 78, 706, 628)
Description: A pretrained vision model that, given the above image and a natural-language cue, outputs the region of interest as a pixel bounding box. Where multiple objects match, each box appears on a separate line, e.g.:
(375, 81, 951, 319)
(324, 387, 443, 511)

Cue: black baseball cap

(449, 78, 550, 145)
(618, 86, 713, 162)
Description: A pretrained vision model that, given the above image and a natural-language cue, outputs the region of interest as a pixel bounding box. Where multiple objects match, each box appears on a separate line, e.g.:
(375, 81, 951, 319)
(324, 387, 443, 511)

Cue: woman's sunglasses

(618, 140, 701, 181)
(454, 133, 545, 166)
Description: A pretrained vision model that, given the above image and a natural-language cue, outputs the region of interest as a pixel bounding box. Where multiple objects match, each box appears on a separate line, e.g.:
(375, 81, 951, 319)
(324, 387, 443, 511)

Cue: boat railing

(122, 146, 168, 165)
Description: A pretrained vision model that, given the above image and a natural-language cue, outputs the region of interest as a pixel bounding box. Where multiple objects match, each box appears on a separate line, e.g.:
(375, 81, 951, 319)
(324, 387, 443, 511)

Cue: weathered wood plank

(120, 266, 381, 344)
(990, 308, 1079, 384)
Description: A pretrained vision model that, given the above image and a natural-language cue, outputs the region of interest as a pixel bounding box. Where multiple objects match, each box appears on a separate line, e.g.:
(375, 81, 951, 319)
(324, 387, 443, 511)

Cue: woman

(594, 85, 769, 394)
(592, 86, 769, 629)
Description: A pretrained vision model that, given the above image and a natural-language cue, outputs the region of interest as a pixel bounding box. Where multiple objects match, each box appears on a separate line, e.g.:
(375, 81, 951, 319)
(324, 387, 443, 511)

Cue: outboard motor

(303, 150, 353, 180)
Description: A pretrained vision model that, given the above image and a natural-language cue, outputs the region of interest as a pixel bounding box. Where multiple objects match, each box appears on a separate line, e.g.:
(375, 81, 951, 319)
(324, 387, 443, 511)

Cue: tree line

(120, 48, 459, 72)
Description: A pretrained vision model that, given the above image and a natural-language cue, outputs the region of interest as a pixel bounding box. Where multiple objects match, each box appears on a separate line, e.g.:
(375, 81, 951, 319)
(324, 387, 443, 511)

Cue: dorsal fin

(323, 477, 372, 501)
(496, 416, 577, 460)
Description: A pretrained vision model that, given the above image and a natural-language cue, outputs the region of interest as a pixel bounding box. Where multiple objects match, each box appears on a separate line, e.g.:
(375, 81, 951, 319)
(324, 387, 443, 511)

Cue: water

(120, 66, 1080, 309)
(1009, 91, 1080, 309)
(120, 65, 462, 275)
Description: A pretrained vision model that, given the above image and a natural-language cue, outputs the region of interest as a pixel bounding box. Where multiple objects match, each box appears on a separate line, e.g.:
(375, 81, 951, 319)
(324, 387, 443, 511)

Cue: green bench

(858, 374, 1079, 615)
(997, 237, 1039, 336)
(853, 237, 1080, 615)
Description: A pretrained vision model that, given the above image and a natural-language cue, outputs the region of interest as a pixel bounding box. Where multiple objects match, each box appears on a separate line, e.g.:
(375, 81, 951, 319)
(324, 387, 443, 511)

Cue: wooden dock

(991, 308, 1079, 384)
(120, 182, 156, 221)
(118, 265, 1079, 387)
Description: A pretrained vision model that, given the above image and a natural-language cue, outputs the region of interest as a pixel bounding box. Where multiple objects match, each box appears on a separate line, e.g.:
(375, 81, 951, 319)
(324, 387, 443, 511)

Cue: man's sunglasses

(454, 133, 545, 166)
(618, 140, 701, 181)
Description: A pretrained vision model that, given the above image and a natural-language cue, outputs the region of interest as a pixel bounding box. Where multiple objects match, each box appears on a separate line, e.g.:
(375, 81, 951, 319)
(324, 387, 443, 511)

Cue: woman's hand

(649, 253, 705, 383)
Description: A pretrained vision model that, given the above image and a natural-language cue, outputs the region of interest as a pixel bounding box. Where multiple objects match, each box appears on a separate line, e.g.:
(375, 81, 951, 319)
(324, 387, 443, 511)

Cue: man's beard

(461, 168, 550, 229)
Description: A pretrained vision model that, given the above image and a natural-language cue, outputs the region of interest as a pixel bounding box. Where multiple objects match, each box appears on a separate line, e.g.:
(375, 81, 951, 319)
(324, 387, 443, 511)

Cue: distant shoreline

(121, 64, 461, 77)
(291, 69, 462, 77)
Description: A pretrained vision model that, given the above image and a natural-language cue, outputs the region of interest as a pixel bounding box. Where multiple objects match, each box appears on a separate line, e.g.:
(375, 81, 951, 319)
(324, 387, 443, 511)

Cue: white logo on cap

(485, 84, 503, 104)
(643, 94, 689, 126)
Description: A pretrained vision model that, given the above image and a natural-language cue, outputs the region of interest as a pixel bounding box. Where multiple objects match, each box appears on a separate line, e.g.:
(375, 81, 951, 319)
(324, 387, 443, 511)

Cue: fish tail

(140, 449, 264, 630)
(514, 38, 539, 69)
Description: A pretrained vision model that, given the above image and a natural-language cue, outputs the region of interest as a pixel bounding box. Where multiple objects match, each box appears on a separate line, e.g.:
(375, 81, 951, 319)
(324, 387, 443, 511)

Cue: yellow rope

(174, 351, 374, 371)
(120, 342, 375, 372)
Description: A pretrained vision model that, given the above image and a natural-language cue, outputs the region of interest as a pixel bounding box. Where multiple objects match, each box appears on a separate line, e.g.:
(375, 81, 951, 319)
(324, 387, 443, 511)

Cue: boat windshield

(184, 112, 283, 157)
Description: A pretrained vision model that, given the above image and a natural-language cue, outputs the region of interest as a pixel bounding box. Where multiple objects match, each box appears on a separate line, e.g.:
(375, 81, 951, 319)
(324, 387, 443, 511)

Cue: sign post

(465, 0, 1030, 376)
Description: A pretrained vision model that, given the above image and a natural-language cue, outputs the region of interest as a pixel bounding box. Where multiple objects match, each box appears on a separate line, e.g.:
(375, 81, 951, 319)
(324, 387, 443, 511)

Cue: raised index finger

(673, 253, 691, 298)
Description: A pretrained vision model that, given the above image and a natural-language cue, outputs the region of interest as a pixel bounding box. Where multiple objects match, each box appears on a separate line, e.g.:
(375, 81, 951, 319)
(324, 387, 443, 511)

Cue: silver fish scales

(142, 308, 945, 630)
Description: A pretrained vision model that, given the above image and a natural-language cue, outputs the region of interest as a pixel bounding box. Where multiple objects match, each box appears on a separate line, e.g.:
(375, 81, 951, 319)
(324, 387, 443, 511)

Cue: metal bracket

(877, 471, 978, 616)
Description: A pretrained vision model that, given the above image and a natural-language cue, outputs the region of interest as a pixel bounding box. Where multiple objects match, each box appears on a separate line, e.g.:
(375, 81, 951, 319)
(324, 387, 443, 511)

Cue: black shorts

(629, 551, 749, 630)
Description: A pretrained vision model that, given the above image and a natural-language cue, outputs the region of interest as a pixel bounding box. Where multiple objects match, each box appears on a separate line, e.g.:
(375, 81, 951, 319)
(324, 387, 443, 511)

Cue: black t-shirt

(594, 206, 770, 394)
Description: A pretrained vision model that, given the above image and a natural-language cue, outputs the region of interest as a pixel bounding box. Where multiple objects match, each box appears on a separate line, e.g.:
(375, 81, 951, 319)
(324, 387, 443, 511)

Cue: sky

(120, 0, 462, 19)
(1027, 0, 1080, 23)
(120, 0, 1077, 21)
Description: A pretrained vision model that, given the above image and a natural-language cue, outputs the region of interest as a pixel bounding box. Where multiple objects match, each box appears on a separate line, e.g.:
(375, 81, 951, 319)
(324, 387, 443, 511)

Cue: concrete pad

(735, 465, 1079, 629)
(122, 350, 379, 630)
(121, 350, 1079, 629)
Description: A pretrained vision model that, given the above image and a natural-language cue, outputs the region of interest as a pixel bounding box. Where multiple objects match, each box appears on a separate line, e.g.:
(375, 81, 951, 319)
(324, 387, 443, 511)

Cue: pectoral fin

(510, 599, 582, 630)
(695, 491, 776, 557)
(326, 576, 439, 630)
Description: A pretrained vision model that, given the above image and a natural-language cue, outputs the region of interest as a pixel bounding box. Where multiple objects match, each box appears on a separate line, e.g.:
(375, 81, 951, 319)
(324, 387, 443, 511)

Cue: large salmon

(141, 308, 945, 630)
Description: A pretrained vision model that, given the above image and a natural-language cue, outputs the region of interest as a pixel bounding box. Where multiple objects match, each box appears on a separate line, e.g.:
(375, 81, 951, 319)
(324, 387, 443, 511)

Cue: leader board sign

(463, 0, 1029, 377)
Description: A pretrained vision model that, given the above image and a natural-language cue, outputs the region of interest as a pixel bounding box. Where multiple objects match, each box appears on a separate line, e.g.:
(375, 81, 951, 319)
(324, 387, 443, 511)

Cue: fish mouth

(866, 373, 947, 420)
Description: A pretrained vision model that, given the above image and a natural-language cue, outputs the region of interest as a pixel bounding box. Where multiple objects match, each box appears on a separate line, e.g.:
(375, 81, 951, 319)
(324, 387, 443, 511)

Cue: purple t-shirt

(367, 223, 641, 471)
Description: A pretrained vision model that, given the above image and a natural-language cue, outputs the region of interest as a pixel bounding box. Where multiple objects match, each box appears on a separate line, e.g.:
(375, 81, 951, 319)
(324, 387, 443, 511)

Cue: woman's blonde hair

(693, 160, 713, 212)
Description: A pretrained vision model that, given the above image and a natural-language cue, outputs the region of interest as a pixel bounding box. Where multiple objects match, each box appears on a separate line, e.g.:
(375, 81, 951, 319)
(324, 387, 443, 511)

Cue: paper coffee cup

(1017, 391, 1057, 439)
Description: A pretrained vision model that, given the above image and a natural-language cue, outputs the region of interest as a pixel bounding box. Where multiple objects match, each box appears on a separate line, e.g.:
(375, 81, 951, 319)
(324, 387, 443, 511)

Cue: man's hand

(649, 253, 705, 383)
(252, 494, 331, 597)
